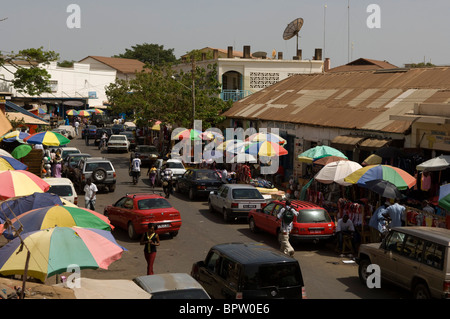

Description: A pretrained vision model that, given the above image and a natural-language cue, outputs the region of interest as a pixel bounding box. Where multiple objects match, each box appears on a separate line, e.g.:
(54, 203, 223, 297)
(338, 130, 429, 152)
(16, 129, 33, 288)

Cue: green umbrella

(298, 145, 347, 163)
(11, 144, 33, 159)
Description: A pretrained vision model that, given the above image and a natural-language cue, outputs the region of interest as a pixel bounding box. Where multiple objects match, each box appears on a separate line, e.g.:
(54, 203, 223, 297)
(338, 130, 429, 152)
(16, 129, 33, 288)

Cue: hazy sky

(2, 1, 449, 68)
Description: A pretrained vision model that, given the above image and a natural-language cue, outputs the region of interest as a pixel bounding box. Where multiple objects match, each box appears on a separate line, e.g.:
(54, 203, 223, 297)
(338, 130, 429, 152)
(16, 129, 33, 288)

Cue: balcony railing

(220, 90, 252, 102)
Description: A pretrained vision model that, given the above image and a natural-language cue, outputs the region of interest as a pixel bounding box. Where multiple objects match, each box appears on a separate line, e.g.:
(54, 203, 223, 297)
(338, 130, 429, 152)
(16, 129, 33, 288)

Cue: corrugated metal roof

(223, 67, 450, 134)
(327, 58, 398, 73)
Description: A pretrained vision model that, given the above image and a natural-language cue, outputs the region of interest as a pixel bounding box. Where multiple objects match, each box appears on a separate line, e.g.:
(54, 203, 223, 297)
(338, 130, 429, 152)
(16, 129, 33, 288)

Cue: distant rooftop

(78, 56, 147, 74)
(327, 58, 398, 73)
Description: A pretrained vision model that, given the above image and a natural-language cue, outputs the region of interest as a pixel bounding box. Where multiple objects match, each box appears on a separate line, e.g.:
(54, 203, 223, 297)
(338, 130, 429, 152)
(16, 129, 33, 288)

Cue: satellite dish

(252, 51, 267, 58)
(283, 18, 304, 55)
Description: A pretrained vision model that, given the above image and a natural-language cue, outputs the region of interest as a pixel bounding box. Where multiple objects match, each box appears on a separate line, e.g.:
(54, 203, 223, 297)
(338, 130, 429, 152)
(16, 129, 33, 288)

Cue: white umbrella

(0, 149, 13, 157)
(416, 155, 450, 171)
(229, 153, 257, 163)
(314, 160, 363, 186)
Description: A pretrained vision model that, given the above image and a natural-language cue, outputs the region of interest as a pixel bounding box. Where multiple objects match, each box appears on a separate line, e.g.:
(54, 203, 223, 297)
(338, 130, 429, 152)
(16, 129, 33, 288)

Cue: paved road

(66, 134, 409, 299)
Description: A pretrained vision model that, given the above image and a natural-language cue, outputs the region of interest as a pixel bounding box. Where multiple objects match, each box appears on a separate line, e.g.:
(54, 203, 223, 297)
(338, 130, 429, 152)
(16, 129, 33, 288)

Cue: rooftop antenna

(283, 18, 304, 57)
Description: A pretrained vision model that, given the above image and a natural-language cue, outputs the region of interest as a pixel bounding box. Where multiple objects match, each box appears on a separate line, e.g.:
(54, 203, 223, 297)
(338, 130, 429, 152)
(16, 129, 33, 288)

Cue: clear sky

(1, 0, 449, 68)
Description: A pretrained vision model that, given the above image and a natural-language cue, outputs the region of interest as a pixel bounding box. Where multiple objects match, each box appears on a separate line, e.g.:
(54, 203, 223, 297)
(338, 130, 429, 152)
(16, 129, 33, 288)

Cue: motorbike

(131, 170, 140, 185)
(162, 179, 173, 198)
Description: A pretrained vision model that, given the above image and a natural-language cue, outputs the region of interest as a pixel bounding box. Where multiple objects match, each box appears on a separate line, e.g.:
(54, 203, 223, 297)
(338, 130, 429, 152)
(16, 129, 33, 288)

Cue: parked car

(56, 147, 80, 160)
(131, 145, 160, 167)
(357, 226, 450, 299)
(156, 159, 186, 185)
(119, 131, 136, 150)
(133, 273, 210, 299)
(82, 125, 97, 139)
(104, 193, 181, 240)
(52, 128, 69, 139)
(111, 124, 126, 135)
(176, 168, 223, 200)
(248, 200, 336, 243)
(72, 157, 116, 193)
(107, 134, 129, 153)
(191, 242, 304, 299)
(94, 128, 112, 146)
(62, 153, 91, 179)
(44, 177, 78, 205)
(208, 184, 266, 222)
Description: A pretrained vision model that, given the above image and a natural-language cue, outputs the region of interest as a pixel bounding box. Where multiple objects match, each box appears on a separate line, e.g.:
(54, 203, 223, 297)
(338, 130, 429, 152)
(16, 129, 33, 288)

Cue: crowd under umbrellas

(0, 128, 125, 298)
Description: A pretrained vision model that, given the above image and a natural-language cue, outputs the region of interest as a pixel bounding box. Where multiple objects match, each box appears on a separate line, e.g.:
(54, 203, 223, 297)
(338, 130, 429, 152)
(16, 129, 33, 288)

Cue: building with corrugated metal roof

(222, 66, 450, 177)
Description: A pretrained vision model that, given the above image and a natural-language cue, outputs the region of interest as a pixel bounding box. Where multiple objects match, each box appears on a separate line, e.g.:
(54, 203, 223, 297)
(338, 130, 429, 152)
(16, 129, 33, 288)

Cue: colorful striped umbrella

(200, 130, 224, 141)
(216, 139, 244, 152)
(87, 109, 104, 114)
(244, 141, 288, 157)
(78, 110, 91, 117)
(298, 145, 347, 163)
(343, 165, 416, 190)
(0, 205, 113, 239)
(0, 131, 30, 143)
(0, 227, 126, 282)
(246, 132, 286, 145)
(24, 131, 70, 146)
(66, 109, 79, 116)
(172, 129, 203, 141)
(0, 170, 50, 200)
(11, 144, 33, 160)
(0, 155, 28, 170)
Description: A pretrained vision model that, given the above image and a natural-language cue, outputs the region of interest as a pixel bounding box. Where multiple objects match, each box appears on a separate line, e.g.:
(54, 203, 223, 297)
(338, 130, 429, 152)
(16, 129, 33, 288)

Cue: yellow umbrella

(362, 154, 382, 166)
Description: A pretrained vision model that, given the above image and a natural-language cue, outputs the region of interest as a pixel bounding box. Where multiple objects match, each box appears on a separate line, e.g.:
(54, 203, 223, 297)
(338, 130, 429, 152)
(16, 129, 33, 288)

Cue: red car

(104, 193, 182, 240)
(248, 200, 335, 243)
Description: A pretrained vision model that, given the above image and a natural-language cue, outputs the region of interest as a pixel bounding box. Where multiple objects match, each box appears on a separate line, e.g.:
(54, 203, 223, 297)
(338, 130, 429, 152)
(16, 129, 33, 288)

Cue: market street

(67, 135, 409, 299)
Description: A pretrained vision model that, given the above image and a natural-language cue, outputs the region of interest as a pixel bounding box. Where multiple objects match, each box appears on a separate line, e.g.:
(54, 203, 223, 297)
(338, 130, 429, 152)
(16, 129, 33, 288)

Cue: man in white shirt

(336, 214, 356, 255)
(74, 120, 80, 136)
(84, 178, 98, 211)
(276, 200, 299, 257)
(131, 154, 142, 183)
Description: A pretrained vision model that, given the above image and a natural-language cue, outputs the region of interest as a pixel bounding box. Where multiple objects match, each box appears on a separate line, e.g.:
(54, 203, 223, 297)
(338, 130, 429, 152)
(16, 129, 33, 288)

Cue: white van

(45, 177, 78, 205)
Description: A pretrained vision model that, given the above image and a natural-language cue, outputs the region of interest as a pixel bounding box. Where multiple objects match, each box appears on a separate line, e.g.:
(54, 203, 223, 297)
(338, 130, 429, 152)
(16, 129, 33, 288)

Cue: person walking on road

(147, 165, 157, 188)
(84, 178, 98, 211)
(140, 223, 160, 275)
(276, 200, 299, 257)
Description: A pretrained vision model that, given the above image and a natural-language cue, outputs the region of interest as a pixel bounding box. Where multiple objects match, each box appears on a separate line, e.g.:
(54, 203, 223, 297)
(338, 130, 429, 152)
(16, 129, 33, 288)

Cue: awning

(330, 135, 365, 151)
(359, 138, 390, 150)
(6, 112, 49, 125)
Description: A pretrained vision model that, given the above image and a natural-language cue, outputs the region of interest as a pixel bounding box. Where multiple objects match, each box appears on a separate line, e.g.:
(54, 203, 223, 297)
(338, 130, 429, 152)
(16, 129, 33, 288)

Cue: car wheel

(249, 217, 259, 233)
(109, 184, 116, 192)
(189, 188, 195, 200)
(223, 208, 231, 223)
(413, 282, 431, 299)
(358, 258, 372, 285)
(176, 182, 181, 193)
(127, 222, 138, 240)
(92, 167, 107, 183)
(170, 231, 178, 238)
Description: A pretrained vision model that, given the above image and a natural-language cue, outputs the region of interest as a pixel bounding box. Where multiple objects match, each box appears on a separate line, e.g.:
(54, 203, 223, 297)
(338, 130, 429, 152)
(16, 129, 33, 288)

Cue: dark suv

(191, 242, 304, 299)
(72, 157, 116, 193)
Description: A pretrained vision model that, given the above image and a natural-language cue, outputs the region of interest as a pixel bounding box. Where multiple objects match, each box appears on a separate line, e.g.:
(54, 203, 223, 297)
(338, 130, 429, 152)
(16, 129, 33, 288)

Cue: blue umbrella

(0, 155, 28, 171)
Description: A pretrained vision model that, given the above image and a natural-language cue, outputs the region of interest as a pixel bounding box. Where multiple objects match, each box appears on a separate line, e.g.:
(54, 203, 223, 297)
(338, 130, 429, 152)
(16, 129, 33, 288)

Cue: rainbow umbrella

(0, 170, 50, 200)
(244, 141, 288, 157)
(24, 131, 70, 146)
(298, 145, 347, 163)
(0, 226, 126, 282)
(66, 109, 79, 116)
(172, 129, 202, 141)
(216, 139, 243, 152)
(0, 205, 114, 239)
(150, 120, 162, 131)
(200, 130, 224, 141)
(0, 131, 30, 143)
(343, 165, 416, 190)
(78, 110, 91, 117)
(87, 108, 104, 114)
(11, 144, 33, 160)
(0, 155, 28, 170)
(246, 132, 286, 145)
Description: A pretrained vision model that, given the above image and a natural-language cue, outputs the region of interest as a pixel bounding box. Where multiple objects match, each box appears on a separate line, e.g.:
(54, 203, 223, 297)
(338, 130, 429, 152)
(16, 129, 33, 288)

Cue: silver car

(107, 134, 129, 153)
(208, 184, 266, 222)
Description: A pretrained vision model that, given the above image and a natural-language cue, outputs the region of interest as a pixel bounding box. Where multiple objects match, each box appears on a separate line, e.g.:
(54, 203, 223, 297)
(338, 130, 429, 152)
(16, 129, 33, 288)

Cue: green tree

(114, 43, 176, 66)
(105, 63, 230, 129)
(57, 60, 75, 67)
(0, 47, 59, 95)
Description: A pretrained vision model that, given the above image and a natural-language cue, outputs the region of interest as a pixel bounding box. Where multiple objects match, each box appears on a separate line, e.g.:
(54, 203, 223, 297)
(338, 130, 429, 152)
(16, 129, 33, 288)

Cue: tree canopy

(114, 43, 177, 66)
(105, 63, 232, 129)
(0, 47, 59, 95)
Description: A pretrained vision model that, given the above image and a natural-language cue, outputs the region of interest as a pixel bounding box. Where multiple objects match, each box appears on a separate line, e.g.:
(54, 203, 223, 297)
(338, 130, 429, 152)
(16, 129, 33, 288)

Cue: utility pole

(191, 56, 196, 128)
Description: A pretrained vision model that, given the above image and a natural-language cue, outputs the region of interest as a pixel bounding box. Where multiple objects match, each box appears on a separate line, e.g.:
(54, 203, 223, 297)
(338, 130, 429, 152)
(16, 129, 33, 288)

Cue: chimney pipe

(278, 52, 283, 60)
(243, 45, 251, 58)
(227, 46, 233, 58)
(213, 49, 219, 60)
(293, 49, 302, 60)
(314, 48, 323, 60)
(324, 58, 331, 72)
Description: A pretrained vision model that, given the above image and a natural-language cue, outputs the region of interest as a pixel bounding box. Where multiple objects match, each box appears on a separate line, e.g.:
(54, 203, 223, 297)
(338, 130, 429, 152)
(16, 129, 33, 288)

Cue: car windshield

(196, 171, 219, 180)
(69, 156, 88, 165)
(232, 188, 263, 199)
(62, 150, 80, 157)
(85, 162, 113, 172)
(48, 185, 73, 197)
(166, 162, 184, 169)
(137, 198, 172, 210)
(297, 209, 331, 223)
(243, 263, 303, 289)
(151, 289, 210, 299)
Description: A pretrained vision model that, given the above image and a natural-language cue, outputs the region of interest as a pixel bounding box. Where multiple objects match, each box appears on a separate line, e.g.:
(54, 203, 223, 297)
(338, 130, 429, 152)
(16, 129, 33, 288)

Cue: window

(401, 235, 425, 261)
(49, 80, 58, 93)
(138, 198, 172, 210)
(384, 231, 405, 254)
(114, 197, 128, 207)
(243, 263, 302, 289)
(220, 187, 229, 198)
(297, 209, 331, 223)
(263, 203, 276, 215)
(206, 252, 220, 273)
(250, 72, 280, 89)
(423, 242, 445, 270)
(273, 204, 284, 217)
(48, 185, 73, 197)
(85, 162, 113, 172)
(232, 189, 263, 200)
(219, 258, 239, 288)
